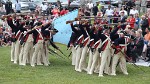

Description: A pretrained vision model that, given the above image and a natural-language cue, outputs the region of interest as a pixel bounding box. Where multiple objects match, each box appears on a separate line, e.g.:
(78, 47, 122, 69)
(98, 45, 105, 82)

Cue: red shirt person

(127, 14, 136, 29)
(60, 8, 68, 16)
(51, 7, 60, 17)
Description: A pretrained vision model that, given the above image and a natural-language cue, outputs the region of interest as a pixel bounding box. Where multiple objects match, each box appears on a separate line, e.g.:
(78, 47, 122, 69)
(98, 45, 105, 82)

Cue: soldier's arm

(79, 24, 88, 38)
(70, 23, 77, 33)
(7, 16, 17, 29)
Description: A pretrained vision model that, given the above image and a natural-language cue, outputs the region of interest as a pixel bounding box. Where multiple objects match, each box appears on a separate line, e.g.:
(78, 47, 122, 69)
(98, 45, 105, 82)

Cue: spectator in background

(40, 2, 48, 15)
(5, 0, 12, 15)
(87, 1, 93, 11)
(57, 0, 62, 11)
(113, 8, 119, 23)
(140, 15, 149, 36)
(105, 5, 113, 23)
(142, 28, 150, 61)
(15, 0, 21, 13)
(0, 3, 6, 15)
(101, 6, 105, 15)
(129, 7, 139, 16)
(97, 1, 101, 12)
(126, 0, 135, 15)
(126, 14, 135, 29)
(120, 11, 127, 24)
(141, 0, 147, 14)
(3, 33, 11, 46)
(135, 13, 140, 30)
(127, 30, 144, 63)
(29, 0, 36, 13)
(92, 4, 98, 16)
(60, 7, 68, 16)
(35, 5, 41, 15)
(135, 0, 141, 13)
(51, 7, 60, 17)
(122, 2, 128, 11)
(119, 6, 128, 16)
(47, 3, 53, 15)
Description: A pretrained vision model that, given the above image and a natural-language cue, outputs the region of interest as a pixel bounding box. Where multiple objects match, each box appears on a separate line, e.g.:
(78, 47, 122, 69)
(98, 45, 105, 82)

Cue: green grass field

(0, 44, 150, 84)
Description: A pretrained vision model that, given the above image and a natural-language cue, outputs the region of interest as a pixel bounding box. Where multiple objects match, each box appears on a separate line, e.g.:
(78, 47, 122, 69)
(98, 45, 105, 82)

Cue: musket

(57, 48, 68, 57)
(48, 48, 66, 60)
(68, 52, 72, 58)
(49, 39, 68, 58)
(66, 17, 81, 24)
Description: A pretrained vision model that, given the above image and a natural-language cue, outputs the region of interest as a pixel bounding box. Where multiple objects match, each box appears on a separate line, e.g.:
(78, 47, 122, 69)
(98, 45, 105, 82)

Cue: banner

(53, 9, 78, 45)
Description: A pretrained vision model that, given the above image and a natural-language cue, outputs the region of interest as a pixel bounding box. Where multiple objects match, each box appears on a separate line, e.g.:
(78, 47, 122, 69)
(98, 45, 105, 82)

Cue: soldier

(78, 22, 90, 72)
(7, 16, 23, 64)
(27, 21, 51, 67)
(97, 27, 112, 77)
(110, 35, 134, 76)
(68, 22, 79, 66)
(20, 18, 35, 66)
(5, 16, 15, 62)
(69, 21, 83, 71)
(87, 25, 102, 75)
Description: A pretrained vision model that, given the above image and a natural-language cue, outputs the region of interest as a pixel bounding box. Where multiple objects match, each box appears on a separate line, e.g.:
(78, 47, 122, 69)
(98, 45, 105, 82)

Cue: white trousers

(22, 42, 34, 65)
(19, 46, 24, 65)
(75, 46, 82, 71)
(78, 46, 88, 71)
(71, 46, 76, 66)
(31, 42, 43, 66)
(99, 48, 111, 76)
(11, 42, 15, 61)
(89, 49, 99, 74)
(36, 43, 49, 66)
(111, 52, 128, 75)
(87, 50, 93, 72)
(14, 40, 21, 64)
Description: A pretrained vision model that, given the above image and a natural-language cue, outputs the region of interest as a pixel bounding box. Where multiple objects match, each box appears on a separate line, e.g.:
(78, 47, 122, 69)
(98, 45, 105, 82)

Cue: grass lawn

(0, 44, 150, 84)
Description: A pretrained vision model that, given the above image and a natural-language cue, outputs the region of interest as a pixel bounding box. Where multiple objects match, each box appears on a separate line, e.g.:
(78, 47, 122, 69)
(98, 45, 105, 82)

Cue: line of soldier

(2, 14, 59, 67)
(67, 18, 136, 77)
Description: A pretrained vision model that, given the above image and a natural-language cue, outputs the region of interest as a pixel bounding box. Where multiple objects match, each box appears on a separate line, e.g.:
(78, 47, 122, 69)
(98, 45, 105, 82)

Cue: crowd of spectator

(0, 25, 11, 47)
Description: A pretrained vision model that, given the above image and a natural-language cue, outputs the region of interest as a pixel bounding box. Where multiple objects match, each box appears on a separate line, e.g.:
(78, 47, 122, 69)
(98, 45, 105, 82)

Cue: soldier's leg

(78, 46, 88, 72)
(14, 40, 21, 64)
(110, 53, 120, 76)
(41, 47, 49, 66)
(11, 42, 15, 62)
(104, 51, 111, 75)
(22, 42, 31, 65)
(88, 50, 99, 74)
(71, 46, 76, 66)
(19, 46, 24, 65)
(45, 45, 50, 65)
(87, 50, 93, 73)
(98, 49, 110, 77)
(94, 56, 101, 73)
(75, 47, 82, 71)
(119, 55, 128, 75)
(31, 43, 41, 67)
(37, 49, 43, 65)
(29, 42, 34, 64)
